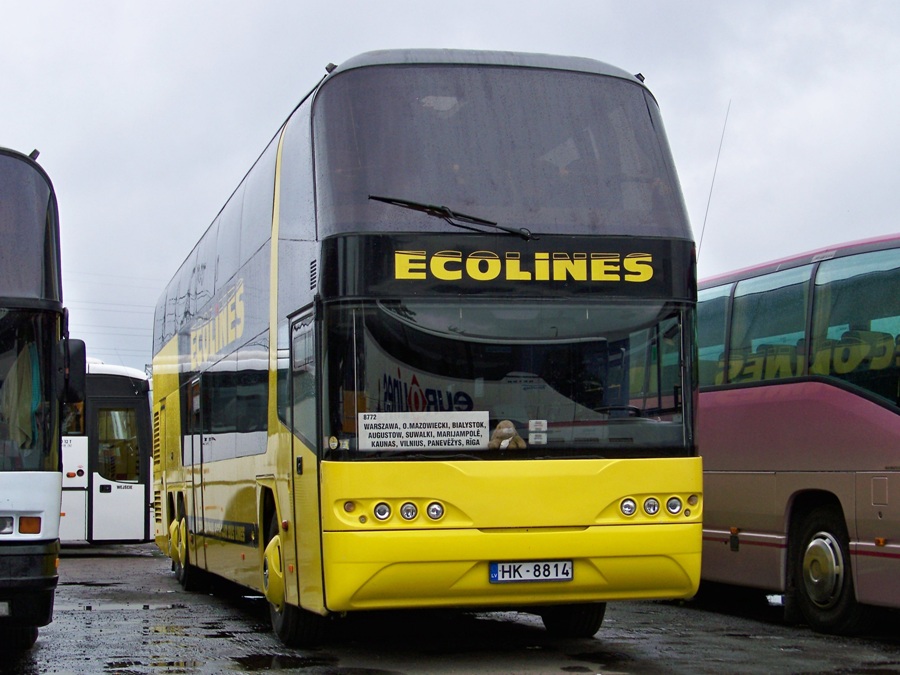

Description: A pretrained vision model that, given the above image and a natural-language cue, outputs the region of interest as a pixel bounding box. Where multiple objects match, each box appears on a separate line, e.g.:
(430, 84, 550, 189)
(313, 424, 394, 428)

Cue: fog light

(687, 494, 699, 506)
(373, 503, 391, 521)
(426, 502, 444, 520)
(644, 498, 660, 516)
(666, 497, 683, 515)
(400, 502, 418, 520)
(0, 517, 12, 535)
(620, 499, 637, 516)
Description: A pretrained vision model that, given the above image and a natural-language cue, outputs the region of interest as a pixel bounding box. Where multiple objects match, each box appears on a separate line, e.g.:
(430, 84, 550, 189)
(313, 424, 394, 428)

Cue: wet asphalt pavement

(3, 543, 900, 674)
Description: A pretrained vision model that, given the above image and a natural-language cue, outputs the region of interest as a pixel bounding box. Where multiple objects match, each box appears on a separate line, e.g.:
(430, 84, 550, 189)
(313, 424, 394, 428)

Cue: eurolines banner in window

(358, 411, 489, 451)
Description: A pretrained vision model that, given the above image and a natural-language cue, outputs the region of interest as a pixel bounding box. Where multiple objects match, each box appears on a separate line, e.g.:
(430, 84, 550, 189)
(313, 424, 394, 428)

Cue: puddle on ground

(55, 603, 188, 611)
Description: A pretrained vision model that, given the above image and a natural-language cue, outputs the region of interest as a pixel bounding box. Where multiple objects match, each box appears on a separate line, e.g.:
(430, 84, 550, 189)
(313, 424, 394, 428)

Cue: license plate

(489, 560, 573, 583)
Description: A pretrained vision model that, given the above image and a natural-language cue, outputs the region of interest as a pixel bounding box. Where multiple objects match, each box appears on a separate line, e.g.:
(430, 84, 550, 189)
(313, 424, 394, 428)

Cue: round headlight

(426, 502, 444, 520)
(373, 502, 391, 521)
(400, 502, 418, 520)
(666, 497, 683, 515)
(621, 498, 637, 516)
(644, 498, 660, 516)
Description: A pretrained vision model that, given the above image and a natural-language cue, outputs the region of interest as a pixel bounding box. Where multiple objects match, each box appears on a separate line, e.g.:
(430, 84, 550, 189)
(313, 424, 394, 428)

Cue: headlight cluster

(344, 500, 445, 523)
(620, 494, 699, 518)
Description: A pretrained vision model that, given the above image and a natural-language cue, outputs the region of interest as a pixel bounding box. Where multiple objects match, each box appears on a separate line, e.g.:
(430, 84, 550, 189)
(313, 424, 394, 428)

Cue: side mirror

(64, 338, 86, 403)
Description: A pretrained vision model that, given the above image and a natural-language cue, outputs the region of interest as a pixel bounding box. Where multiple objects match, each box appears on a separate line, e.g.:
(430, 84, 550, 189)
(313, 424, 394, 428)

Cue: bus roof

(700, 233, 900, 290)
(329, 49, 645, 88)
(86, 358, 148, 382)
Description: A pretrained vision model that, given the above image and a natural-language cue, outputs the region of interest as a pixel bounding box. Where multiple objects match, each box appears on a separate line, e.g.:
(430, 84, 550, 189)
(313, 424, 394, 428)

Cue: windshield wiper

(369, 195, 537, 241)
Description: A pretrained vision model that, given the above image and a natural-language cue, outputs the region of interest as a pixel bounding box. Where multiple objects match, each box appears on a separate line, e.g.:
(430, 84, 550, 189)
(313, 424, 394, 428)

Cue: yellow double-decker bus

(152, 49, 702, 646)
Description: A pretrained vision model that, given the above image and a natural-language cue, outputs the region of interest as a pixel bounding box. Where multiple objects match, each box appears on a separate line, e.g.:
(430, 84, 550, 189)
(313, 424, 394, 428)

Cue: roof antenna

(29, 149, 40, 160)
(325, 63, 337, 74)
(697, 100, 731, 260)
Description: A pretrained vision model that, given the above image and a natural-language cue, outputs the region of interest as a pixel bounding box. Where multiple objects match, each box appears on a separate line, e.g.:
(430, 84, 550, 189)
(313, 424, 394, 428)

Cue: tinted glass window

(812, 248, 900, 406)
(0, 311, 58, 471)
(240, 138, 277, 266)
(322, 299, 691, 461)
(0, 154, 59, 301)
(290, 313, 317, 449)
(96, 406, 140, 482)
(314, 65, 689, 238)
(697, 284, 731, 387)
(217, 190, 243, 291)
(728, 266, 811, 383)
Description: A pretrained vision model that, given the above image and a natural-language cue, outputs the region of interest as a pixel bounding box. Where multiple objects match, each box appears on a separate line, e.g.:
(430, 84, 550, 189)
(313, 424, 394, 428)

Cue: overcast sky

(4, 1, 899, 371)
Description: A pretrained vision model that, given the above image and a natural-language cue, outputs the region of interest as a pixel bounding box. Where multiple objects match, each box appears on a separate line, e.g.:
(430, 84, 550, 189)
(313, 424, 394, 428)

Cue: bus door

(88, 397, 151, 541)
(185, 378, 207, 568)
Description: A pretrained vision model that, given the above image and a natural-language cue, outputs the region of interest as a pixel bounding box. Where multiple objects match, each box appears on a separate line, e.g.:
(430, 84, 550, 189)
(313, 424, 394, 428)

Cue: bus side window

(290, 315, 317, 449)
(813, 248, 900, 404)
(729, 266, 811, 384)
(697, 284, 731, 387)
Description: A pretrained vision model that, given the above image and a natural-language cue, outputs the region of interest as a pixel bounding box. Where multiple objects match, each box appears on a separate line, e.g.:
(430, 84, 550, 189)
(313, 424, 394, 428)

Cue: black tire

(4, 625, 39, 651)
(792, 505, 870, 634)
(265, 514, 328, 647)
(539, 602, 606, 638)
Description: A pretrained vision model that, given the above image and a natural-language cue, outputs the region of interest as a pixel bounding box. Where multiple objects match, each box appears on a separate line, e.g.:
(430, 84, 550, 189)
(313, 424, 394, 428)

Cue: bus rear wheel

(264, 514, 327, 647)
(174, 517, 202, 592)
(792, 505, 870, 634)
(539, 602, 606, 638)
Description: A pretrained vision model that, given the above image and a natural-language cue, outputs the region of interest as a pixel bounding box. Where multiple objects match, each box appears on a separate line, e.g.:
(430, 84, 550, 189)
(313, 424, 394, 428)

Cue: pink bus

(698, 234, 900, 634)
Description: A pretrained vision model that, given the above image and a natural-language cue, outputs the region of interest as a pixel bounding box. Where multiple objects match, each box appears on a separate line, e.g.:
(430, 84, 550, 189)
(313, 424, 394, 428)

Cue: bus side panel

(700, 383, 900, 599)
(152, 340, 183, 555)
(854, 471, 900, 608)
(701, 471, 783, 590)
(319, 457, 702, 611)
(194, 449, 270, 591)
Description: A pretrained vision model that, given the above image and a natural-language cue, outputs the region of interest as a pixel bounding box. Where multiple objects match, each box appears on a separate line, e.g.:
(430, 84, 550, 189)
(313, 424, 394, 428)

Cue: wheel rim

(802, 530, 845, 608)
(263, 533, 285, 611)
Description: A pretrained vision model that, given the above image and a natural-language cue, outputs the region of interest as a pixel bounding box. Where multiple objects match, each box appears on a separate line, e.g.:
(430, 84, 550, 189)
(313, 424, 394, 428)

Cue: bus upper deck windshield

(313, 63, 689, 239)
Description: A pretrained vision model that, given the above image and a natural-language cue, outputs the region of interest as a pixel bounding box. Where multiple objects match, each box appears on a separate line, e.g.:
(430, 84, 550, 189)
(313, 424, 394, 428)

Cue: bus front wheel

(264, 514, 327, 647)
(792, 505, 870, 634)
(539, 602, 606, 638)
(4, 625, 39, 650)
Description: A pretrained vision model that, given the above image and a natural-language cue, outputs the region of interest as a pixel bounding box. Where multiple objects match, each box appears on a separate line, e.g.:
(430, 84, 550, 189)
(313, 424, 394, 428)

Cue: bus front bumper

(0, 540, 60, 627)
(321, 523, 701, 613)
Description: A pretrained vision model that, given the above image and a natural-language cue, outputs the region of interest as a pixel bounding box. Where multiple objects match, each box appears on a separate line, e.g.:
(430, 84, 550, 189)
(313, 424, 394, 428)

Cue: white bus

(60, 359, 152, 544)
(0, 147, 85, 650)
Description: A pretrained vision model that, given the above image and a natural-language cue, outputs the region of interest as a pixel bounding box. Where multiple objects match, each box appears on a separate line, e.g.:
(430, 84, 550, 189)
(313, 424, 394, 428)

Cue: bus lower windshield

(320, 299, 690, 460)
(0, 310, 57, 471)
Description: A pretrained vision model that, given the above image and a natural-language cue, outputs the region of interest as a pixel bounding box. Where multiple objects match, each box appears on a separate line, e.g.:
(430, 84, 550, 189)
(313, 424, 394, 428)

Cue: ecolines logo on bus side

(190, 280, 245, 370)
(394, 250, 654, 282)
